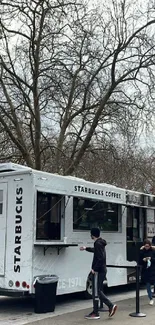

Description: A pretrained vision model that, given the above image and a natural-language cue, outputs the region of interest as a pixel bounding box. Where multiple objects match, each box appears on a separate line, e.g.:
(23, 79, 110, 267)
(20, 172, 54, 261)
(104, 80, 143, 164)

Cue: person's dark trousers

(92, 272, 113, 314)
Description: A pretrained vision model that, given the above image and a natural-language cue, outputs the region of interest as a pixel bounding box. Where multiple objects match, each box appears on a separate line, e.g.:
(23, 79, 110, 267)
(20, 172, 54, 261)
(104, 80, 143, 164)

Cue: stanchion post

(129, 264, 146, 317)
(100, 301, 103, 309)
(99, 301, 109, 312)
(99, 300, 107, 312)
(99, 289, 108, 312)
(152, 285, 155, 298)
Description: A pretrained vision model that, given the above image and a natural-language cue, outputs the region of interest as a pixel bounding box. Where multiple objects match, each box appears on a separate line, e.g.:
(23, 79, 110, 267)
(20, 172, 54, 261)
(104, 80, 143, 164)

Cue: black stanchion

(99, 301, 108, 312)
(129, 264, 146, 318)
(152, 285, 155, 298)
(107, 264, 146, 318)
(99, 285, 108, 312)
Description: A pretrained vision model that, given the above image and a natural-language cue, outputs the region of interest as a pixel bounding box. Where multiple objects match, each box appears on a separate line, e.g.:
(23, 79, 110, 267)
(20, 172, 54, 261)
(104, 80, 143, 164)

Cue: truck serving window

(36, 191, 62, 240)
(127, 206, 140, 241)
(73, 198, 120, 232)
(0, 190, 3, 214)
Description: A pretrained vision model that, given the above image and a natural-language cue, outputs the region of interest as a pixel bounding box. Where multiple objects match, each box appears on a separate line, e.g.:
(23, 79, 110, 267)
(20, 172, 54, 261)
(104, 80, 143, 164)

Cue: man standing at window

(80, 228, 117, 320)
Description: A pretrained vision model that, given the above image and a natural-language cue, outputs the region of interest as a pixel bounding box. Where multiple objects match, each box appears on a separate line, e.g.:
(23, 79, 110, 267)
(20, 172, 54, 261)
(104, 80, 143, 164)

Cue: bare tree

(0, 0, 155, 175)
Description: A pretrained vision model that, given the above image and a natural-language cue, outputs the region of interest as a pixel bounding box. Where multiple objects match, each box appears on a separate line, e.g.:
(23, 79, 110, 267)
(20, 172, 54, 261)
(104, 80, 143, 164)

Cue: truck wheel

(84, 274, 92, 299)
(84, 274, 107, 299)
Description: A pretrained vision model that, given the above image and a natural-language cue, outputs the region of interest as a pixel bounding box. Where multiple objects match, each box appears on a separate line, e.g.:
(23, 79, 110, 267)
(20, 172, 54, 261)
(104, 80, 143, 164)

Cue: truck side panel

(32, 173, 128, 295)
(0, 174, 33, 293)
(0, 183, 7, 276)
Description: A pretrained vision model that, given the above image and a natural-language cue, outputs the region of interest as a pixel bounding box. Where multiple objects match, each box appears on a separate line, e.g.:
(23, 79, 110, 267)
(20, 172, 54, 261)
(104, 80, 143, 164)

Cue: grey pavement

(26, 296, 155, 325)
(0, 288, 151, 325)
(0, 288, 147, 325)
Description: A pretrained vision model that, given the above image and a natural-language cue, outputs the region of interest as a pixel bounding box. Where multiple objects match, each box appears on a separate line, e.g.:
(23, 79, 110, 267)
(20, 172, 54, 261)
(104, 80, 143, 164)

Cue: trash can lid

(36, 275, 59, 284)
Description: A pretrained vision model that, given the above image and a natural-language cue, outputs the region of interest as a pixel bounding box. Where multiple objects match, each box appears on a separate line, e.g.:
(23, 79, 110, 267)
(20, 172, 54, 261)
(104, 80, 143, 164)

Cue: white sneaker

(149, 299, 154, 305)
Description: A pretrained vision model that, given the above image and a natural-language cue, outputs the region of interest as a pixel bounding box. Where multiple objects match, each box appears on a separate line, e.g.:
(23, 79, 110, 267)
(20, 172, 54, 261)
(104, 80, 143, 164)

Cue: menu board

(147, 210, 155, 223)
(147, 223, 155, 237)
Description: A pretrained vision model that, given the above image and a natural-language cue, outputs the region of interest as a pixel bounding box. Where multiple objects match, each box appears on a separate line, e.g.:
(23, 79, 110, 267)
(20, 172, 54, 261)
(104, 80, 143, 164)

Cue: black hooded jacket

(86, 238, 107, 273)
(139, 248, 155, 284)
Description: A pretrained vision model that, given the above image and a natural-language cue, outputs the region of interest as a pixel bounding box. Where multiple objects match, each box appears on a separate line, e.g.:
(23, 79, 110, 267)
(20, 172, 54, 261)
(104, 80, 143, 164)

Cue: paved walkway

(27, 295, 155, 325)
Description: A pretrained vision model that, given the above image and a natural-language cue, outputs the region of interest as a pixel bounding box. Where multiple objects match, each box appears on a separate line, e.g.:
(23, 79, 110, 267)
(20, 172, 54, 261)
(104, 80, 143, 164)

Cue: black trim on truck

(0, 288, 29, 297)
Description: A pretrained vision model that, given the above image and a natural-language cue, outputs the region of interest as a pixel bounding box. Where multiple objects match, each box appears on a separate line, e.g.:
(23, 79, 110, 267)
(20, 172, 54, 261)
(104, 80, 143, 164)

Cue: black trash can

(34, 275, 59, 313)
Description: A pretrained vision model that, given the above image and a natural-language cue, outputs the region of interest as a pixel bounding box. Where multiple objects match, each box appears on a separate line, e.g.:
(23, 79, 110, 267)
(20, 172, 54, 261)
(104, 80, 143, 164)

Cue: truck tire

(84, 274, 108, 299)
(84, 273, 92, 299)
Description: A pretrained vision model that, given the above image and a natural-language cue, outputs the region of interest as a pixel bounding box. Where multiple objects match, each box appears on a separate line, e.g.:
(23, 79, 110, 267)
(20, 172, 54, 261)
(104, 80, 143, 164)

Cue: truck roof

(0, 162, 129, 195)
(0, 162, 32, 173)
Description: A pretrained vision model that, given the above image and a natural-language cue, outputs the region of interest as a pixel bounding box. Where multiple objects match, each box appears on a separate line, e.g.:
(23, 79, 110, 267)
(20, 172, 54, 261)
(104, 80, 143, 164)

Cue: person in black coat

(139, 239, 155, 305)
(152, 236, 155, 246)
(80, 228, 117, 319)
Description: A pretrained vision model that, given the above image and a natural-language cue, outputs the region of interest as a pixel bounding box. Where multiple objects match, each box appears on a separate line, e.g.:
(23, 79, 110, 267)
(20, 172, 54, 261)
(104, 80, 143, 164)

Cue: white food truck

(0, 162, 154, 297)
